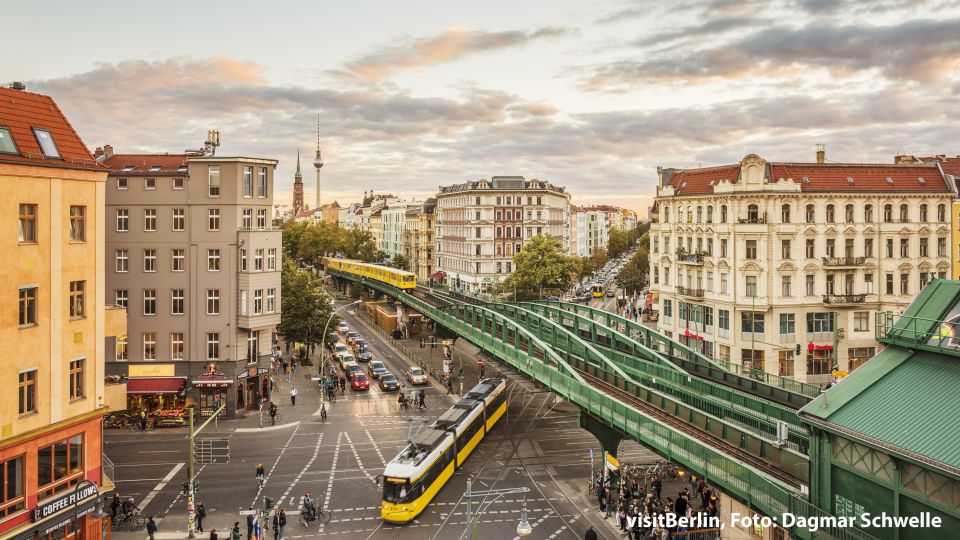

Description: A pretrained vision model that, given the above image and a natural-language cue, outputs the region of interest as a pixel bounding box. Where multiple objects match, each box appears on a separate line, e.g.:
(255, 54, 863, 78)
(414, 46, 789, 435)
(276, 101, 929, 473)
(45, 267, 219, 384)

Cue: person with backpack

(195, 501, 207, 532)
(146, 516, 158, 540)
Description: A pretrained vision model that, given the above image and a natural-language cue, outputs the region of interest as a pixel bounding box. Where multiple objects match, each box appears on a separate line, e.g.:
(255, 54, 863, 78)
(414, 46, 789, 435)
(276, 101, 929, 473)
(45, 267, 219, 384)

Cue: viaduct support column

(579, 410, 624, 459)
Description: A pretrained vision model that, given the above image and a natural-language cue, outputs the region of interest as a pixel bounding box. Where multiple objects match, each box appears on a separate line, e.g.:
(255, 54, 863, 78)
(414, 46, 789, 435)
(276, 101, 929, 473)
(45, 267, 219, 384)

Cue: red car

(351, 374, 370, 391)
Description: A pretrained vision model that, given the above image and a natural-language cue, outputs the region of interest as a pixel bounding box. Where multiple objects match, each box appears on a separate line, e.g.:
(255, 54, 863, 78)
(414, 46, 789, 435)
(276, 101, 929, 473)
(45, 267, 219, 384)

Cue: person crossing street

(289, 386, 297, 405)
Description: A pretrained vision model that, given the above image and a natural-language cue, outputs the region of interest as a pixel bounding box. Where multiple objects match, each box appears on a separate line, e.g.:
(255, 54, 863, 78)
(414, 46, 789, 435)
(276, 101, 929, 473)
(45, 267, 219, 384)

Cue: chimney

(816, 144, 826, 164)
(94, 147, 104, 158)
(9, 82, 26, 91)
(103, 144, 114, 159)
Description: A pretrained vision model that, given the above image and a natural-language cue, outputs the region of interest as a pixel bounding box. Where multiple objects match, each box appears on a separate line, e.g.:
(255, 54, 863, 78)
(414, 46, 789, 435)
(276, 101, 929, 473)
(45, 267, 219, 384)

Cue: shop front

(125, 377, 188, 428)
(236, 367, 270, 412)
(193, 363, 232, 417)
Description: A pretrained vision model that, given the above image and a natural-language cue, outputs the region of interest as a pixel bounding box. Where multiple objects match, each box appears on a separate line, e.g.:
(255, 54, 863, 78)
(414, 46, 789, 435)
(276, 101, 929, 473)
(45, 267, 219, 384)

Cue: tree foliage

(385, 254, 412, 272)
(616, 230, 650, 294)
(494, 235, 574, 301)
(279, 258, 338, 348)
(281, 220, 379, 264)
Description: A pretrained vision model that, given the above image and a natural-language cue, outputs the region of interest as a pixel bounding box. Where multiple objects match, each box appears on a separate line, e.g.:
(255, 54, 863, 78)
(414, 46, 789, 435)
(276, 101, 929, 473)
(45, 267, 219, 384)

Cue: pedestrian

(278, 508, 287, 540)
(290, 386, 297, 405)
(209, 529, 218, 540)
(146, 516, 157, 540)
(231, 521, 242, 540)
(584, 525, 598, 540)
(246, 508, 255, 540)
(419, 390, 426, 409)
(446, 378, 453, 395)
(339, 376, 346, 393)
(291, 357, 297, 371)
(110, 492, 120, 522)
(196, 501, 207, 532)
(285, 366, 291, 382)
(272, 510, 280, 540)
(140, 410, 148, 431)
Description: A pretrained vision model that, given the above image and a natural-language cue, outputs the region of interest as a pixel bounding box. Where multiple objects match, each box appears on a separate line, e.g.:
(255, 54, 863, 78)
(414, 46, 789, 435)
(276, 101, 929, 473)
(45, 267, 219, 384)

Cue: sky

(7, 0, 960, 216)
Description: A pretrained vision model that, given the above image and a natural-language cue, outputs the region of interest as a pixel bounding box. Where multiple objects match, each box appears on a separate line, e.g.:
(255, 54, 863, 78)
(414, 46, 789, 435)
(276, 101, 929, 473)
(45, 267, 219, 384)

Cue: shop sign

(807, 342, 834, 352)
(32, 483, 98, 522)
(236, 367, 269, 380)
(130, 364, 175, 377)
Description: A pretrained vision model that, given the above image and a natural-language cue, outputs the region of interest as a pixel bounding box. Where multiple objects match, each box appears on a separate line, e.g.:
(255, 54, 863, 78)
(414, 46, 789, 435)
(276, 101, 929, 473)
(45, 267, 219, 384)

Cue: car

(327, 333, 339, 347)
(333, 343, 349, 356)
(338, 353, 356, 370)
(356, 346, 373, 362)
(352, 338, 367, 352)
(606, 291, 615, 297)
(379, 374, 400, 392)
(337, 322, 350, 333)
(405, 366, 427, 385)
(351, 374, 370, 391)
(346, 331, 361, 345)
(367, 360, 388, 379)
(346, 363, 363, 380)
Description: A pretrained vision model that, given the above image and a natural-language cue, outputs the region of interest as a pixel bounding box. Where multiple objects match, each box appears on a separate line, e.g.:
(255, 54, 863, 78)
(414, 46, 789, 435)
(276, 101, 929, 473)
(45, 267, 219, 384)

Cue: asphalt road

(106, 302, 664, 540)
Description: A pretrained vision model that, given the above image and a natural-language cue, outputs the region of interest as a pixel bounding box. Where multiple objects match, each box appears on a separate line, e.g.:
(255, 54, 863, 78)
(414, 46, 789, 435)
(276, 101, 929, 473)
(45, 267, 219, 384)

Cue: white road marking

(138, 462, 184, 512)
(278, 432, 323, 512)
(234, 421, 299, 433)
(364, 429, 386, 466)
(343, 432, 377, 484)
(251, 424, 301, 506)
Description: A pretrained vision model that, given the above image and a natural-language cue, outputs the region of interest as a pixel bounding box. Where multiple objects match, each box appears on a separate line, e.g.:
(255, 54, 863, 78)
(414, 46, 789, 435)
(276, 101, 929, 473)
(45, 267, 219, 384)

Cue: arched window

(899, 204, 908, 222)
(937, 203, 946, 222)
(686, 206, 693, 223)
(865, 204, 873, 222)
(806, 204, 815, 223)
(920, 204, 928, 221)
(696, 206, 703, 223)
(720, 205, 728, 223)
(706, 206, 714, 223)
(664, 208, 670, 223)
(883, 204, 892, 222)
(747, 204, 759, 222)
(825, 204, 835, 222)
(845, 204, 854, 223)
(781, 204, 791, 223)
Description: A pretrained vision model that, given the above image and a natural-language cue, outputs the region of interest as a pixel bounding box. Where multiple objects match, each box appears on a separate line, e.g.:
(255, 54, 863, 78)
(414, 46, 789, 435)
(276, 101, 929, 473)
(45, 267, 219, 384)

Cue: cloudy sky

(9, 0, 960, 215)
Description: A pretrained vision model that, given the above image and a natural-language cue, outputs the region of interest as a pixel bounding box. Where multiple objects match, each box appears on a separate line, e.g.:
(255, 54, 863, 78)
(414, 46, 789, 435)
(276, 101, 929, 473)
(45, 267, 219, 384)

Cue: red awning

(126, 377, 186, 395)
(430, 271, 446, 279)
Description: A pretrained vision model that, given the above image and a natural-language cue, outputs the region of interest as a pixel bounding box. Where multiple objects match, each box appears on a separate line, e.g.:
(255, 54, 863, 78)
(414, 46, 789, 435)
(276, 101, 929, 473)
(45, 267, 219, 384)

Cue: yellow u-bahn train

(322, 257, 417, 290)
(381, 379, 507, 524)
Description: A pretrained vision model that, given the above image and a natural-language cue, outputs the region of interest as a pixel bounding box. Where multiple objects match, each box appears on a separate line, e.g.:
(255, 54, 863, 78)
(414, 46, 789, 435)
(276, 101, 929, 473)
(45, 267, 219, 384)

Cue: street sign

(239, 509, 257, 516)
(195, 438, 230, 464)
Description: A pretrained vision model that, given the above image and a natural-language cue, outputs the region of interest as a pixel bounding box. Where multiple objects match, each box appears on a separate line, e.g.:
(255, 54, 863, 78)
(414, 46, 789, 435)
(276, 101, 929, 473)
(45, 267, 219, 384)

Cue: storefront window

(806, 349, 832, 375)
(37, 435, 83, 500)
(0, 455, 24, 517)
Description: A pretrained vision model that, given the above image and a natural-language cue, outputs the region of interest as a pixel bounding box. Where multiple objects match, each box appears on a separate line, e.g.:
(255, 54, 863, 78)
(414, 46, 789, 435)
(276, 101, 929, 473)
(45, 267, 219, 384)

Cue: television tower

(313, 113, 323, 209)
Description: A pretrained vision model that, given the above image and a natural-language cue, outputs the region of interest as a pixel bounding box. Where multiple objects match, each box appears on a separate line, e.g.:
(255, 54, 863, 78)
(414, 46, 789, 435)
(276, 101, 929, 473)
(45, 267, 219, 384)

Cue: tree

(339, 228, 379, 262)
(616, 231, 649, 294)
(279, 258, 338, 353)
(385, 254, 412, 272)
(494, 235, 574, 301)
(607, 227, 630, 259)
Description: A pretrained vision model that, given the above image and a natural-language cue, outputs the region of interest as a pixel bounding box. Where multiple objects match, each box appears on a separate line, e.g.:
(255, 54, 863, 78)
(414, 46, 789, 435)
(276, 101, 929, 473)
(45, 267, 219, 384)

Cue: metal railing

(823, 256, 866, 267)
(677, 286, 705, 298)
(238, 225, 281, 231)
(678, 253, 705, 264)
(876, 310, 960, 357)
(822, 294, 866, 305)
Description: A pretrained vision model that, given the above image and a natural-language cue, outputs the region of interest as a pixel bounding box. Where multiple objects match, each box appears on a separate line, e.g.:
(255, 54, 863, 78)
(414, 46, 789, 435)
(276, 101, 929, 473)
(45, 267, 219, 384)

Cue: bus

(591, 283, 604, 298)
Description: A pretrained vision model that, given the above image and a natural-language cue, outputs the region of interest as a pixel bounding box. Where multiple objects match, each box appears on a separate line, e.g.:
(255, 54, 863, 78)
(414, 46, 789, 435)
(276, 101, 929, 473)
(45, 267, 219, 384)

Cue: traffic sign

(195, 438, 230, 464)
(476, 358, 485, 366)
(239, 509, 257, 516)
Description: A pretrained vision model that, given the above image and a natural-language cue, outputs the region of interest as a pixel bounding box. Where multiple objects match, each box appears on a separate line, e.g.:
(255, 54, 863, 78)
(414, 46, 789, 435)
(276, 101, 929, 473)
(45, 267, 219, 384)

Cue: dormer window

(32, 128, 61, 159)
(121, 165, 136, 172)
(176, 165, 188, 173)
(149, 166, 163, 172)
(0, 127, 18, 154)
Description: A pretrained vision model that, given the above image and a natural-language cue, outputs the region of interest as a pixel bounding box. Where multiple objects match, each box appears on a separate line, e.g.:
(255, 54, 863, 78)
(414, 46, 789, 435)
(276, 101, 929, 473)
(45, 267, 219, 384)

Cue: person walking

(231, 521, 242, 540)
(110, 493, 120, 522)
(278, 508, 287, 540)
(285, 365, 291, 382)
(272, 509, 280, 540)
(289, 386, 297, 405)
(146, 516, 157, 540)
(196, 501, 207, 532)
(418, 390, 427, 410)
(584, 525, 598, 540)
(246, 510, 255, 540)
(209, 529, 218, 540)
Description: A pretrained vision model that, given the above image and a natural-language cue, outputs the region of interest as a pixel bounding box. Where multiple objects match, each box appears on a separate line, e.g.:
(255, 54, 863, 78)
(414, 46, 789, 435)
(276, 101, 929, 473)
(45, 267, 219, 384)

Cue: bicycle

(298, 507, 331, 526)
(113, 509, 146, 530)
(320, 403, 327, 422)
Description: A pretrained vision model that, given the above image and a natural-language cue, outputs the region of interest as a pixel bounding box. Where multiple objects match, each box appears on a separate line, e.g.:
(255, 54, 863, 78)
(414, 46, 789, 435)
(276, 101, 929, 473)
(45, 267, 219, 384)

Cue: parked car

(367, 360, 388, 379)
(346, 363, 363, 380)
(379, 373, 400, 392)
(337, 322, 350, 333)
(606, 291, 615, 297)
(351, 374, 370, 391)
(406, 366, 427, 385)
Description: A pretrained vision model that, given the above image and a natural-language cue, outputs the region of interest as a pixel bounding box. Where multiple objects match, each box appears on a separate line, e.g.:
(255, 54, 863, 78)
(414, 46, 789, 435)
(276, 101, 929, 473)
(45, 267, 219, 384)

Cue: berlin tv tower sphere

(313, 149, 324, 169)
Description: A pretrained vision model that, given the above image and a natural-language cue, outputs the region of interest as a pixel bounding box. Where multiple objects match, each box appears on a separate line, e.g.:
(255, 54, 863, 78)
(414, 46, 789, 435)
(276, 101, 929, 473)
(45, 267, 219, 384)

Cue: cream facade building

(650, 152, 954, 383)
(436, 176, 570, 293)
(402, 199, 436, 282)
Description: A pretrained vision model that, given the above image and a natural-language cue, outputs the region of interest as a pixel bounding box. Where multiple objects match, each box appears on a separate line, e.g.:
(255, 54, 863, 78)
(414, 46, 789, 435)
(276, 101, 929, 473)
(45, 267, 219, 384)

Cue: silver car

(405, 366, 427, 385)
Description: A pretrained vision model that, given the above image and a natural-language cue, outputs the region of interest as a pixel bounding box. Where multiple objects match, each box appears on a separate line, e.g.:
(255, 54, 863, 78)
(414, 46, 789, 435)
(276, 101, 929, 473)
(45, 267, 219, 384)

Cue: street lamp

(320, 300, 361, 373)
(462, 476, 531, 539)
(72, 479, 107, 540)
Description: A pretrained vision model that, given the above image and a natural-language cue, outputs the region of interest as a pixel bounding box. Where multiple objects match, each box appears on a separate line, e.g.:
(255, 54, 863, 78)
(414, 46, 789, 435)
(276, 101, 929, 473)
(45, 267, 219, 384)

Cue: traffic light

(795, 344, 801, 356)
(193, 480, 200, 492)
(264, 497, 274, 511)
(836, 328, 846, 342)
(430, 339, 436, 349)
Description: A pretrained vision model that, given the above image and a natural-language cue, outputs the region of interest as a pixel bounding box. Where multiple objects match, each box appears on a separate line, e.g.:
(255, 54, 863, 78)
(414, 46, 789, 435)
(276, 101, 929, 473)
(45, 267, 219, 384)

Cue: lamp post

(320, 300, 361, 374)
(462, 476, 531, 539)
(72, 479, 106, 540)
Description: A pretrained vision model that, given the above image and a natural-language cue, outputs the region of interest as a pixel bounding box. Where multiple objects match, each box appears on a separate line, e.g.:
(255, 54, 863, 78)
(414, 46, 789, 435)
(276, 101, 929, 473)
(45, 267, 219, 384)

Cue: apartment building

(402, 199, 436, 282)
(650, 151, 954, 383)
(100, 138, 281, 417)
(895, 155, 960, 279)
(436, 176, 570, 293)
(0, 85, 125, 539)
(570, 206, 610, 257)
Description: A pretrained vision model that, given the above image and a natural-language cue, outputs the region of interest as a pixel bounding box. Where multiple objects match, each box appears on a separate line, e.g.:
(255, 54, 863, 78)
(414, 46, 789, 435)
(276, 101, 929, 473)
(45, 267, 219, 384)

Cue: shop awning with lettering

(126, 377, 186, 394)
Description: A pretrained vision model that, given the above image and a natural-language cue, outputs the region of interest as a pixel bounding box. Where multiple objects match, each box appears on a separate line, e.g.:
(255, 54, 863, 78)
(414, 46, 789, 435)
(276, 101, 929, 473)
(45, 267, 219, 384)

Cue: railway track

(576, 368, 802, 489)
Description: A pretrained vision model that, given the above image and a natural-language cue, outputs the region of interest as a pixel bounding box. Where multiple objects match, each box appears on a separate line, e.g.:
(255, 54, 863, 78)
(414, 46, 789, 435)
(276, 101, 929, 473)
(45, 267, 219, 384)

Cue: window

(143, 289, 156, 315)
(886, 273, 894, 294)
(780, 313, 795, 336)
(741, 312, 765, 334)
(242, 208, 253, 229)
(114, 208, 129, 232)
(115, 289, 128, 308)
(747, 204, 759, 222)
(475, 245, 481, 256)
(117, 178, 128, 190)
(805, 204, 815, 223)
(116, 335, 128, 361)
(854, 311, 869, 332)
(719, 309, 730, 331)
(920, 204, 928, 221)
(254, 289, 263, 314)
(663, 299, 672, 318)
(781, 239, 790, 259)
(143, 332, 156, 360)
(116, 249, 128, 272)
(806, 274, 815, 296)
(33, 128, 61, 158)
(745, 240, 757, 259)
(240, 290, 248, 316)
(208, 249, 221, 271)
(778, 351, 795, 377)
(938, 203, 946, 222)
(255, 249, 264, 271)
(826, 274, 835, 294)
(37, 435, 84, 500)
(826, 238, 835, 257)
(939, 237, 947, 257)
(208, 166, 221, 197)
(243, 166, 254, 197)
(171, 289, 184, 315)
(899, 204, 908, 222)
(900, 238, 909, 258)
(207, 332, 220, 360)
(171, 333, 185, 361)
(720, 272, 728, 294)
(781, 275, 792, 297)
(882, 203, 892, 222)
(806, 312, 834, 334)
(745, 275, 758, 297)
(69, 206, 86, 241)
(720, 205, 727, 223)
(207, 289, 220, 315)
(240, 249, 247, 271)
(844, 204, 854, 223)
(173, 177, 185, 190)
(257, 209, 267, 229)
(900, 273, 909, 295)
(19, 287, 37, 326)
(805, 238, 815, 258)
(267, 288, 277, 313)
(18, 370, 36, 414)
(144, 249, 157, 272)
(696, 206, 703, 223)
(144, 208, 157, 231)
(720, 239, 728, 258)
(920, 237, 928, 257)
(885, 238, 894, 258)
(0, 126, 18, 154)
(849, 347, 875, 371)
(865, 273, 874, 294)
(781, 204, 790, 223)
(69, 359, 84, 400)
(19, 204, 37, 243)
(258, 167, 267, 197)
(825, 204, 835, 222)
(864, 238, 873, 258)
(0, 455, 25, 518)
(807, 349, 831, 375)
(172, 248, 185, 271)
(68, 280, 85, 319)
(864, 204, 873, 222)
(144, 177, 156, 190)
(172, 208, 185, 231)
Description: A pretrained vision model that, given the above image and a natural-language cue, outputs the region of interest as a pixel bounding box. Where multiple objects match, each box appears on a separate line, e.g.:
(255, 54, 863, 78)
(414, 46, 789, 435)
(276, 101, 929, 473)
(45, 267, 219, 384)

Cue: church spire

(295, 148, 302, 178)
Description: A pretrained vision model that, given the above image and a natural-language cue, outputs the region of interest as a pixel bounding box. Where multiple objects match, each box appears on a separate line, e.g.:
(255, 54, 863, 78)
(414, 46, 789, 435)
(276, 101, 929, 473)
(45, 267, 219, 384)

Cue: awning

(430, 271, 447, 279)
(126, 377, 186, 395)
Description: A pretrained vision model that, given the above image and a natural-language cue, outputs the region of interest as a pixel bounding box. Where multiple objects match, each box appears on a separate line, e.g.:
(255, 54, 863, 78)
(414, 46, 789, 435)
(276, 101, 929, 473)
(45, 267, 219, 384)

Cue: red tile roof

(665, 165, 741, 195)
(102, 153, 189, 175)
(769, 163, 950, 192)
(0, 87, 102, 170)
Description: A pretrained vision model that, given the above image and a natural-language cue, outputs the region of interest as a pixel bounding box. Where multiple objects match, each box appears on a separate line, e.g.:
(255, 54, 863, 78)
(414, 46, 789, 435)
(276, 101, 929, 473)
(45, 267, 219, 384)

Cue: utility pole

(188, 403, 224, 537)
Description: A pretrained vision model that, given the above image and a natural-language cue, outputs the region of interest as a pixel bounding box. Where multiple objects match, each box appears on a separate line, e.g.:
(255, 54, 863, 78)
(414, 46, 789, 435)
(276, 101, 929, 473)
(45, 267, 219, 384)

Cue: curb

(234, 421, 299, 433)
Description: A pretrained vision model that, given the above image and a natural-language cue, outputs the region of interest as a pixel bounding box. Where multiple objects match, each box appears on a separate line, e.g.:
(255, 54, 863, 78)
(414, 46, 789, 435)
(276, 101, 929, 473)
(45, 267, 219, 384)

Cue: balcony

(677, 286, 705, 299)
(822, 256, 866, 268)
(822, 293, 866, 305)
(737, 216, 767, 224)
(677, 253, 705, 265)
(238, 225, 282, 231)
